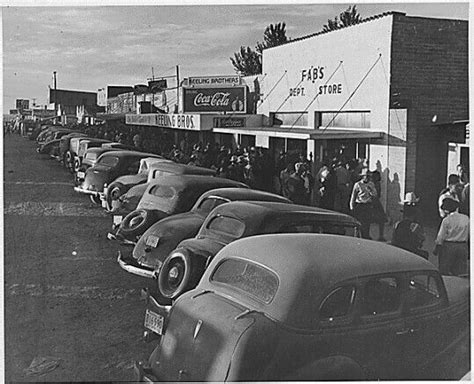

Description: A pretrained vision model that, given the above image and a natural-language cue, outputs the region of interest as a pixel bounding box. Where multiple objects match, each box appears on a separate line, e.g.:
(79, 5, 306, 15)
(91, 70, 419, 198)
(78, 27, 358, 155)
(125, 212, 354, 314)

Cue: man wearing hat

(434, 198, 470, 276)
(349, 168, 377, 239)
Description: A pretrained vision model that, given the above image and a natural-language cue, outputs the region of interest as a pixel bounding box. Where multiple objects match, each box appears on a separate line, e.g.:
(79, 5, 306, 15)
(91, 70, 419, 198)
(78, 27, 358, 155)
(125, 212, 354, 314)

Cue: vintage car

(111, 175, 248, 243)
(36, 126, 72, 147)
(58, 131, 88, 163)
(103, 161, 214, 212)
(157, 201, 361, 300)
(73, 150, 162, 204)
(137, 234, 470, 381)
(72, 138, 114, 172)
(74, 145, 132, 185)
(117, 188, 291, 279)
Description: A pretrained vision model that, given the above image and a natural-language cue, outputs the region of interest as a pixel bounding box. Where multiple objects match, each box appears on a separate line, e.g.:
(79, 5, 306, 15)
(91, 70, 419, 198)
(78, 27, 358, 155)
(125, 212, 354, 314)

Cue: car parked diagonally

(117, 188, 291, 279)
(103, 161, 214, 213)
(138, 234, 469, 382)
(157, 201, 361, 300)
(73, 150, 163, 204)
(111, 175, 248, 244)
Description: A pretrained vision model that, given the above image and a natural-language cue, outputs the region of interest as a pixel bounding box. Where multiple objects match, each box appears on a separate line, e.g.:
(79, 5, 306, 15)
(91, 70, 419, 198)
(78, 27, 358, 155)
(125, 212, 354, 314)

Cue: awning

(431, 119, 468, 143)
(213, 125, 384, 140)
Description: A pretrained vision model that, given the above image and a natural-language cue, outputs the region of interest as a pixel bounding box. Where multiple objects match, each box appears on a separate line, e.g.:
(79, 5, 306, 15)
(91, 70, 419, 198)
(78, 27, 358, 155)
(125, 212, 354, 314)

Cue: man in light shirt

(438, 175, 463, 218)
(434, 198, 470, 276)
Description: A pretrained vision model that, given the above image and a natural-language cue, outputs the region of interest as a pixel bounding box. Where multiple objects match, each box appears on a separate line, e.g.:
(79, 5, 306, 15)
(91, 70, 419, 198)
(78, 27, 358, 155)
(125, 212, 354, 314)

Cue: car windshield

(97, 155, 119, 167)
(206, 216, 245, 239)
(211, 258, 279, 304)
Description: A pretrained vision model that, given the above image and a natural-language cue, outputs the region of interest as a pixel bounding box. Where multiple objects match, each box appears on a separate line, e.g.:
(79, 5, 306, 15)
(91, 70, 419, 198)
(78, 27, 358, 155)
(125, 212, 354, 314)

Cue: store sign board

(126, 113, 203, 130)
(213, 117, 246, 128)
(187, 76, 241, 87)
(183, 87, 246, 113)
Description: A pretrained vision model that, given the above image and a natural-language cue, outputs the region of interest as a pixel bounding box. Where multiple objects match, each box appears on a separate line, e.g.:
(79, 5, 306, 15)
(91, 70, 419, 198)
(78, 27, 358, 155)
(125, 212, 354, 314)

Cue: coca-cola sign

(183, 87, 246, 113)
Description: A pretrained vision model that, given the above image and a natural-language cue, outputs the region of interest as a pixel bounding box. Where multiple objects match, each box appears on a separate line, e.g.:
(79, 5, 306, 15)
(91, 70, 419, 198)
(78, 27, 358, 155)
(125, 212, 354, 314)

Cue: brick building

(254, 12, 468, 221)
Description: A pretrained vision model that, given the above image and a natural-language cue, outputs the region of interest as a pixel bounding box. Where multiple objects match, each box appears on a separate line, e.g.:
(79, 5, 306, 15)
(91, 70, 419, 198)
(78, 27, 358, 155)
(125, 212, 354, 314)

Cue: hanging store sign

(213, 117, 246, 128)
(186, 76, 241, 87)
(126, 113, 204, 130)
(183, 87, 247, 113)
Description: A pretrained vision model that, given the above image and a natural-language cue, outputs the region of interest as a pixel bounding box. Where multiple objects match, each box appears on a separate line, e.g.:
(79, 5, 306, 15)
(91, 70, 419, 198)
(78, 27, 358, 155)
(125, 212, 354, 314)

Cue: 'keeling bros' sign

(126, 113, 203, 130)
(183, 86, 247, 113)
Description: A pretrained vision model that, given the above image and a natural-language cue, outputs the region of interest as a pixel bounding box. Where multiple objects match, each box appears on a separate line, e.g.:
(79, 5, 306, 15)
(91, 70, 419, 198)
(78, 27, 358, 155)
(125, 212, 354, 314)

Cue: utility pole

(176, 65, 180, 114)
(53, 71, 57, 116)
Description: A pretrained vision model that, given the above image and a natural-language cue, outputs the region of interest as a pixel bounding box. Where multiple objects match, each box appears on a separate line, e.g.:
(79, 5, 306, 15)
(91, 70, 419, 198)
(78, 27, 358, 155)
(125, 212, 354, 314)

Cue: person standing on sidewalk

(433, 198, 470, 276)
(349, 168, 377, 239)
(438, 175, 463, 218)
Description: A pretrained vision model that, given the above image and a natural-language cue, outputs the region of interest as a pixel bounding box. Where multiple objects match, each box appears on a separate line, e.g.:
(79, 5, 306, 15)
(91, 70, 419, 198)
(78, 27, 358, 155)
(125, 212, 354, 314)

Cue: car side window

(197, 197, 229, 213)
(361, 277, 401, 316)
(407, 274, 442, 310)
(319, 285, 356, 322)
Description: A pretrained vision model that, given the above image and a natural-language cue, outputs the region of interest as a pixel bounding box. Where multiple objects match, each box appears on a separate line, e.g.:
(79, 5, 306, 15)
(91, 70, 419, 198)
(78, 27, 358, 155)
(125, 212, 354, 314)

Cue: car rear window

(149, 185, 176, 199)
(98, 155, 119, 167)
(207, 216, 245, 238)
(85, 152, 97, 161)
(211, 258, 279, 303)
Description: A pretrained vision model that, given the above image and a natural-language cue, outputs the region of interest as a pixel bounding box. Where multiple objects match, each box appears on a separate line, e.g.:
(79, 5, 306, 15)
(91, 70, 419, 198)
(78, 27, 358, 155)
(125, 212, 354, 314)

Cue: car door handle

(396, 328, 417, 335)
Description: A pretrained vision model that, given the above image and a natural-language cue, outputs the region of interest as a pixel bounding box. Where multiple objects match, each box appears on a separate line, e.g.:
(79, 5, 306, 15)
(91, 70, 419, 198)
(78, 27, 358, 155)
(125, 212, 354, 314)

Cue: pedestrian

(433, 198, 470, 276)
(460, 183, 470, 216)
(392, 193, 428, 259)
(287, 163, 307, 205)
(280, 163, 294, 198)
(318, 165, 337, 210)
(349, 168, 377, 239)
(334, 160, 351, 214)
(438, 175, 463, 218)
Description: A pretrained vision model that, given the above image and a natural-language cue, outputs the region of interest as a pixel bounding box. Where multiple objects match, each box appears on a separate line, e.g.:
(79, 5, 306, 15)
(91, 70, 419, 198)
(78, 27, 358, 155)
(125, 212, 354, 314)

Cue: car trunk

(149, 292, 254, 381)
(133, 212, 204, 269)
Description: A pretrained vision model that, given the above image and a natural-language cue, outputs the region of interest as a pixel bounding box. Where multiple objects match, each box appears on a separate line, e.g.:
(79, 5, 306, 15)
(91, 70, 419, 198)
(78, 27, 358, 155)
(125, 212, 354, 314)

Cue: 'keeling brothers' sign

(126, 113, 205, 130)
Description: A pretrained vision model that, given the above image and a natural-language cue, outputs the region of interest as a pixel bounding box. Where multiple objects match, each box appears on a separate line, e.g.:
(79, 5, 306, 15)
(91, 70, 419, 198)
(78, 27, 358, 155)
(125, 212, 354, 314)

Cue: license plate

(113, 215, 123, 226)
(144, 309, 164, 335)
(145, 235, 160, 248)
(77, 171, 85, 179)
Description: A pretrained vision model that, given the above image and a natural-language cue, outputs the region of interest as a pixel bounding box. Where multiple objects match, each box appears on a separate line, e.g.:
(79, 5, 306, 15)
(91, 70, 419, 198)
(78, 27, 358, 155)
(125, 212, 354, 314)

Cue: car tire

(89, 194, 102, 205)
(105, 182, 125, 212)
(158, 251, 207, 299)
(73, 157, 81, 173)
(119, 209, 159, 238)
(65, 151, 74, 172)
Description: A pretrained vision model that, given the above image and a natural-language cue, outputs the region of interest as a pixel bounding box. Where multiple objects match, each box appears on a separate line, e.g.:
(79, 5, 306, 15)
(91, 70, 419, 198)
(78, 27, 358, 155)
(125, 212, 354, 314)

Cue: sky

(2, 1, 470, 114)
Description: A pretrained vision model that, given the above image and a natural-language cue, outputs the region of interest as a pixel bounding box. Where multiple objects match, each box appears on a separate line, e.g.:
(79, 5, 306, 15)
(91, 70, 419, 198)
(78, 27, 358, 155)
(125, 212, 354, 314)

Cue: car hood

(148, 291, 255, 381)
(113, 173, 147, 186)
(133, 211, 206, 268)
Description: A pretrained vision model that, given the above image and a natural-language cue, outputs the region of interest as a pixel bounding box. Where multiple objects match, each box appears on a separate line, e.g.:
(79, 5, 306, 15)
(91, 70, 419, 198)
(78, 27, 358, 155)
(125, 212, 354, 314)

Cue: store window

(272, 112, 308, 127)
(316, 111, 370, 129)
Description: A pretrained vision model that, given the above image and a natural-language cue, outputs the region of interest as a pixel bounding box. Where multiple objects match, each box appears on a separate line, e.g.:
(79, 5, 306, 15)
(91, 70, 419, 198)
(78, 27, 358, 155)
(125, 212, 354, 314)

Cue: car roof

(98, 150, 161, 159)
(148, 161, 216, 175)
(206, 200, 359, 224)
(198, 188, 291, 203)
(200, 234, 436, 330)
(146, 174, 247, 189)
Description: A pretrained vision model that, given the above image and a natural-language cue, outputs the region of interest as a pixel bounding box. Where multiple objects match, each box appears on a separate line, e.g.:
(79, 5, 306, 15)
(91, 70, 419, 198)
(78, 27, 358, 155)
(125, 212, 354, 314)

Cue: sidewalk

(369, 221, 441, 268)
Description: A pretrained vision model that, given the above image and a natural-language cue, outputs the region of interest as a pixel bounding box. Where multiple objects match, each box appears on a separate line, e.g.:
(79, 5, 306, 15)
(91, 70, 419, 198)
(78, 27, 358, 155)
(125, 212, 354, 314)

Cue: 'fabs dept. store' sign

(183, 86, 247, 113)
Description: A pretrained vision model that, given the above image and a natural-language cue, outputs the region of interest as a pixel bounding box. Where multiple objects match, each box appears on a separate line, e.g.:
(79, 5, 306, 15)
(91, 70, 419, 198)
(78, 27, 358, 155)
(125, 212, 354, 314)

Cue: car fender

(285, 355, 365, 381)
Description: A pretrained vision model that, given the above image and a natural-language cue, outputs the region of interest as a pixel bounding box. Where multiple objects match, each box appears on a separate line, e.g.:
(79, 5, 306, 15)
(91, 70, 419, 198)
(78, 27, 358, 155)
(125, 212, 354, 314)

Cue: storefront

(254, 11, 468, 221)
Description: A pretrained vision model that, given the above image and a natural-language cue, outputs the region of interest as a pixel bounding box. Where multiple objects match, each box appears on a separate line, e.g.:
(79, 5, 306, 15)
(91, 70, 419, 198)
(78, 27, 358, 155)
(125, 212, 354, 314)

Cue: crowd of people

(8, 119, 470, 276)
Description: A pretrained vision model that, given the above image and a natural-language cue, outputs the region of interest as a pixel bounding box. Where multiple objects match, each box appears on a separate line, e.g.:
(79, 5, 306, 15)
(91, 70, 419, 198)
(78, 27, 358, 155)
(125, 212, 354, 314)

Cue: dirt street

(4, 134, 155, 381)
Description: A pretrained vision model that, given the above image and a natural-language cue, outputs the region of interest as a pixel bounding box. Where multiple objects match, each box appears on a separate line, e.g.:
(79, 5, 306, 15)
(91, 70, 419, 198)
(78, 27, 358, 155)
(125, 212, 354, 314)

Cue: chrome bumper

(117, 251, 159, 279)
(73, 186, 100, 196)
